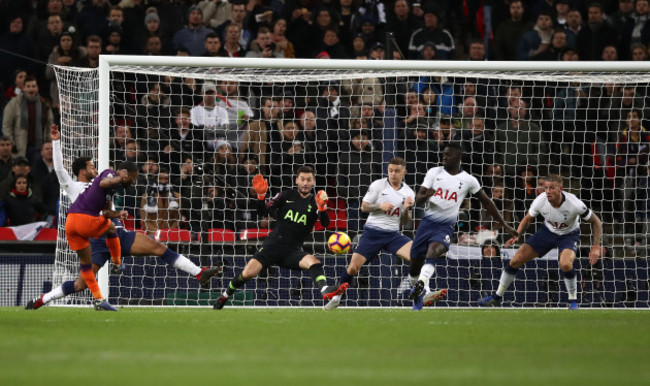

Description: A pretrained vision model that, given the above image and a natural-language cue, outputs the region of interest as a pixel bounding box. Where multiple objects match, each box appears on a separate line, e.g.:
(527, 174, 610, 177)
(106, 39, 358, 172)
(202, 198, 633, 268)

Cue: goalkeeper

(214, 166, 349, 309)
(25, 125, 222, 310)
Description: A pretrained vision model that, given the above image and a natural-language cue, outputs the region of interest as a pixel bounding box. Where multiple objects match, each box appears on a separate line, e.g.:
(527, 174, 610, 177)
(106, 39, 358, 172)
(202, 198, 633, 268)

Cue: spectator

(3, 174, 47, 226)
(601, 44, 619, 61)
(460, 115, 494, 177)
(136, 154, 159, 197)
(481, 242, 501, 260)
(337, 129, 382, 233)
(0, 16, 38, 90)
(203, 32, 221, 57)
(233, 153, 269, 230)
(298, 109, 328, 183)
(467, 39, 486, 61)
(320, 27, 350, 59)
(351, 33, 368, 57)
(631, 42, 648, 60)
(358, 14, 380, 49)
(576, 3, 618, 60)
(108, 5, 125, 27)
(242, 96, 279, 167)
(533, 28, 568, 61)
(407, 6, 454, 59)
(216, 80, 253, 134)
(479, 184, 514, 236)
(110, 124, 133, 165)
(0, 136, 13, 182)
(75, 35, 102, 68)
(35, 14, 65, 61)
(554, 0, 571, 26)
(190, 81, 230, 152)
(104, 23, 125, 55)
(629, 0, 650, 48)
(563, 8, 583, 49)
(368, 41, 386, 60)
(270, 121, 307, 190)
(246, 26, 284, 58)
(30, 140, 59, 219)
(137, 82, 173, 129)
(2, 76, 53, 163)
(0, 157, 43, 201)
(609, 0, 635, 58)
(316, 82, 351, 158)
(76, 0, 110, 42)
(493, 0, 529, 60)
(385, 0, 418, 58)
(483, 163, 505, 195)
(513, 166, 537, 222)
(4, 69, 27, 102)
(120, 0, 147, 54)
(124, 139, 144, 165)
(27, 0, 65, 45)
(270, 18, 296, 58)
(172, 5, 214, 56)
(516, 11, 554, 60)
(135, 8, 171, 55)
(198, 0, 232, 30)
(218, 24, 246, 57)
(215, 2, 251, 49)
(494, 97, 546, 176)
(167, 107, 204, 163)
(144, 35, 163, 55)
(45, 32, 86, 108)
(633, 162, 650, 235)
(140, 168, 182, 235)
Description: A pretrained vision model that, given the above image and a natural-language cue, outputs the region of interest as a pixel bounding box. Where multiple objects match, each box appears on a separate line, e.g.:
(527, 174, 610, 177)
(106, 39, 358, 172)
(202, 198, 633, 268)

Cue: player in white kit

(478, 174, 602, 310)
(324, 158, 446, 310)
(409, 143, 518, 310)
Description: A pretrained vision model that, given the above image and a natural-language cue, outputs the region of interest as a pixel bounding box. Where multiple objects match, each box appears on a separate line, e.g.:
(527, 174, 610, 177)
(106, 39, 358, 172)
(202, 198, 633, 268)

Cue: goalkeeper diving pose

(213, 165, 349, 309)
(409, 142, 518, 310)
(478, 174, 602, 310)
(25, 125, 222, 311)
(324, 157, 447, 310)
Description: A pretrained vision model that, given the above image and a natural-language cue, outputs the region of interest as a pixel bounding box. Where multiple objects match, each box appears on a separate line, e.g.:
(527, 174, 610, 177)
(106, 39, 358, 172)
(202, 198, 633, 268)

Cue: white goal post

(46, 56, 650, 308)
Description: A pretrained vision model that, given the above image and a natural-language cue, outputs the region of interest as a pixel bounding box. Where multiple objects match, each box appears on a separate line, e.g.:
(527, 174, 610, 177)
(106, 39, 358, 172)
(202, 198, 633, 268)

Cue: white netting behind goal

(52, 59, 650, 308)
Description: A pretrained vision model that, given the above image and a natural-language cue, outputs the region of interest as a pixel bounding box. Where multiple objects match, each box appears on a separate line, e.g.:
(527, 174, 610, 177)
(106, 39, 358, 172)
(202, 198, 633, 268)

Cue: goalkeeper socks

(80, 263, 103, 300)
(562, 268, 578, 300)
(225, 273, 249, 297)
(340, 270, 353, 285)
(106, 233, 121, 266)
(418, 259, 436, 292)
(42, 281, 76, 304)
(496, 264, 519, 297)
(163, 249, 202, 276)
(309, 263, 328, 291)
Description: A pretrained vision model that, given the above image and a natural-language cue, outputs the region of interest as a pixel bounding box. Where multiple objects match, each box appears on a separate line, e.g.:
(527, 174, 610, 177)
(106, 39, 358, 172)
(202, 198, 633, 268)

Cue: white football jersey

(362, 178, 416, 231)
(421, 166, 481, 224)
(53, 139, 90, 203)
(190, 104, 229, 128)
(529, 192, 591, 235)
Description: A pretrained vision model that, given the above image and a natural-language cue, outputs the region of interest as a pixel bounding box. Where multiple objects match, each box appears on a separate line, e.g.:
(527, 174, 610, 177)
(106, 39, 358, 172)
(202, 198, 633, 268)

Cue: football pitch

(1, 308, 648, 386)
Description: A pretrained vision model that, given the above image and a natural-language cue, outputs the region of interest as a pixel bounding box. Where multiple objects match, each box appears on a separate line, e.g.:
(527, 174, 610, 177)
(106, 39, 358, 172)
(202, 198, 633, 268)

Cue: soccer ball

(328, 232, 351, 254)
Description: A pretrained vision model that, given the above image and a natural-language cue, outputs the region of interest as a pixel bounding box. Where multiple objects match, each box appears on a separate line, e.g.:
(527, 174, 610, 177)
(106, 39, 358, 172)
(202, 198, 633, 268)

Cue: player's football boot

(477, 295, 501, 307)
(568, 301, 579, 311)
(409, 280, 425, 301)
(423, 288, 448, 306)
(323, 295, 342, 310)
(198, 266, 224, 289)
(93, 299, 118, 311)
(410, 287, 424, 311)
(322, 283, 349, 300)
(25, 295, 45, 310)
(213, 294, 229, 310)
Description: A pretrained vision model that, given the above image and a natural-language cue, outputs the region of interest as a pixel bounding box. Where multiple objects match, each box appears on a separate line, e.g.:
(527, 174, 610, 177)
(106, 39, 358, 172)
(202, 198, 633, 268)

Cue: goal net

(51, 57, 650, 308)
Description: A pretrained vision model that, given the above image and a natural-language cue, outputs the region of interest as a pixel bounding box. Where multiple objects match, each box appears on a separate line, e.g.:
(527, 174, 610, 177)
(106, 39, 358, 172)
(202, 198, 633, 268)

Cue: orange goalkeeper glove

(315, 190, 328, 212)
(252, 174, 268, 200)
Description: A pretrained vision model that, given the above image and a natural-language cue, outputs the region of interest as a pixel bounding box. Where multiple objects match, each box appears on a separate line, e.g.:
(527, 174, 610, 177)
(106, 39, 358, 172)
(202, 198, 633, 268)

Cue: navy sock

(505, 264, 519, 275)
(162, 248, 179, 265)
(424, 258, 436, 265)
(562, 268, 576, 279)
(340, 270, 353, 285)
(62, 280, 76, 295)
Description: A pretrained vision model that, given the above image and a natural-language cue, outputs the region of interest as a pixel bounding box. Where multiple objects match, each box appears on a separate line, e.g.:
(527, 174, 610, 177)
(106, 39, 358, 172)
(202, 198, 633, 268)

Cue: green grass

(1, 308, 649, 386)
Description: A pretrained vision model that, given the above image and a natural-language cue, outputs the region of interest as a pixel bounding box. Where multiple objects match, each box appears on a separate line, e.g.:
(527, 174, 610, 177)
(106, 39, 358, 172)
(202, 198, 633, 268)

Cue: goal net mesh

(52, 62, 650, 308)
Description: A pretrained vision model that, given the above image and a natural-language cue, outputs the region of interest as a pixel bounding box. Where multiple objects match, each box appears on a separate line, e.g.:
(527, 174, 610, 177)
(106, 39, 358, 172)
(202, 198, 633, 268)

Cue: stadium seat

(0, 227, 17, 240)
(156, 228, 192, 242)
(207, 228, 237, 242)
(314, 208, 347, 231)
(239, 228, 271, 241)
(34, 228, 58, 241)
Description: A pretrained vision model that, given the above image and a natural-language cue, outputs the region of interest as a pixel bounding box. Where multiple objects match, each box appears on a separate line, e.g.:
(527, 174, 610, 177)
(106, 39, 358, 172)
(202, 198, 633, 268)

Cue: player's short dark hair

(444, 142, 464, 154)
(546, 173, 563, 186)
(72, 156, 92, 177)
(388, 157, 406, 167)
(117, 161, 139, 173)
(296, 165, 315, 176)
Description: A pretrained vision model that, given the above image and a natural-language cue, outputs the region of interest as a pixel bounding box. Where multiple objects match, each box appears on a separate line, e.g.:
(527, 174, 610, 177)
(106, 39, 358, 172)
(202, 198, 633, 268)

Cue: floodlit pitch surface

(1, 308, 648, 386)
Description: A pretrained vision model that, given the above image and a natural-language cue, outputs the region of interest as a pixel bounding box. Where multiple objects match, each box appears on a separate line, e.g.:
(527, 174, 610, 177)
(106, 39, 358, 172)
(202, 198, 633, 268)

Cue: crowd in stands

(0, 0, 649, 244)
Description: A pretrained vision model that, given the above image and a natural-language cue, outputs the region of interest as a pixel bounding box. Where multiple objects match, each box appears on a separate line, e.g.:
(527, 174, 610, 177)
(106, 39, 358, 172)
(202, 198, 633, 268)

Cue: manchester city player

(214, 166, 349, 309)
(478, 174, 603, 310)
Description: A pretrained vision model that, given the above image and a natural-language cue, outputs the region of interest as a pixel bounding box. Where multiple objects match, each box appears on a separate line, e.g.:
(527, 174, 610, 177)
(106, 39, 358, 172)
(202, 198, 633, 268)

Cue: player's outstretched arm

(505, 213, 534, 247)
(476, 190, 519, 239)
(315, 190, 330, 227)
(586, 213, 603, 265)
(51, 124, 73, 187)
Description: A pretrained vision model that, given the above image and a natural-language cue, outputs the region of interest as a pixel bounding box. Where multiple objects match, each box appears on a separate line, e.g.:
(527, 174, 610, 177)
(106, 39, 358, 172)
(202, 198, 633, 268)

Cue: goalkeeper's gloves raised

(252, 174, 268, 200)
(315, 190, 328, 212)
(110, 263, 124, 275)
